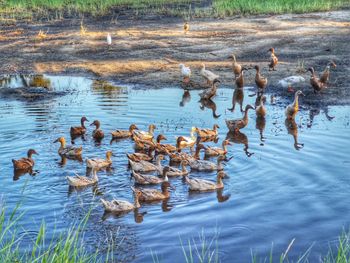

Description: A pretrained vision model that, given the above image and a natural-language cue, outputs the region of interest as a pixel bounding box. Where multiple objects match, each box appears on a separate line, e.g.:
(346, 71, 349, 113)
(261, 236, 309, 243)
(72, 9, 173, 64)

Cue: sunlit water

(0, 75, 349, 262)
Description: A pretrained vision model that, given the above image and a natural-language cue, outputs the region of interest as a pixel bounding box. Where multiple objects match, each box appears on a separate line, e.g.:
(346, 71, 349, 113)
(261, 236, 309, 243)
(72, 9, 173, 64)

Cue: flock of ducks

(10, 23, 337, 217)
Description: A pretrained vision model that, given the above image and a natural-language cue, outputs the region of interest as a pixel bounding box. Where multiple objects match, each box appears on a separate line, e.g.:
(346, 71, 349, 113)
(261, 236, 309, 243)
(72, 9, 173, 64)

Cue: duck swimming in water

(111, 124, 138, 139)
(12, 149, 38, 170)
(101, 189, 142, 213)
(86, 151, 113, 170)
(54, 137, 82, 157)
(90, 120, 104, 141)
(70, 116, 88, 137)
(185, 171, 227, 191)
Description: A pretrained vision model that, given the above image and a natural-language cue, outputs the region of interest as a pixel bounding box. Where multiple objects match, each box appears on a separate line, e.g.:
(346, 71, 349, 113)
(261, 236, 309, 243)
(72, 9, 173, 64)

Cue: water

(0, 75, 349, 262)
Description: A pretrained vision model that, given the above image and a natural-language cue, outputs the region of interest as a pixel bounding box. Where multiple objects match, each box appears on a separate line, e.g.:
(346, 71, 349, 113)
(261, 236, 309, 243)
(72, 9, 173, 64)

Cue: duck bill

(53, 139, 59, 143)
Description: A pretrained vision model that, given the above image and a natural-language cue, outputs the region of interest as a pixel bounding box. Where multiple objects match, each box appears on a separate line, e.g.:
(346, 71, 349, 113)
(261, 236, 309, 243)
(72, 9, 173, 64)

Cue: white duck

(86, 151, 113, 170)
(66, 169, 98, 187)
(200, 63, 219, 84)
(185, 171, 227, 191)
(278, 76, 305, 93)
(107, 33, 112, 46)
(179, 64, 191, 83)
(188, 154, 225, 172)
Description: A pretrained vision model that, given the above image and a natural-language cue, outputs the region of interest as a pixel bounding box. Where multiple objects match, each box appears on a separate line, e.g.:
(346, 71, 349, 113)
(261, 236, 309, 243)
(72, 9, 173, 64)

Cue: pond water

(0, 75, 349, 262)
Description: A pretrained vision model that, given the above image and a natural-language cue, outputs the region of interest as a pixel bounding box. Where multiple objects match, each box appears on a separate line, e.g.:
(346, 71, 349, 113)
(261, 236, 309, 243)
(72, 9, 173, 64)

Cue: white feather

(179, 64, 191, 77)
(107, 33, 112, 45)
(278, 76, 305, 88)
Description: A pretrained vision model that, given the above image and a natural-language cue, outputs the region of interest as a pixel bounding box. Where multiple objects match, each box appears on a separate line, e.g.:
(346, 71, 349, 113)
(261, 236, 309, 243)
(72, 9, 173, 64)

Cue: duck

(320, 61, 336, 85)
(278, 76, 305, 93)
(154, 134, 176, 154)
(228, 53, 242, 77)
(169, 143, 206, 163)
(254, 65, 268, 93)
(188, 154, 225, 172)
(195, 124, 219, 139)
(167, 161, 189, 177)
(179, 64, 191, 83)
(101, 189, 141, 213)
(199, 79, 220, 100)
(225, 104, 254, 132)
(134, 181, 174, 202)
(111, 124, 138, 139)
(127, 149, 154, 162)
(200, 63, 220, 85)
(12, 149, 38, 170)
(133, 136, 156, 151)
(70, 116, 88, 136)
(308, 67, 326, 93)
(128, 154, 164, 173)
(132, 166, 170, 185)
(90, 120, 104, 141)
(184, 22, 189, 34)
(107, 33, 112, 46)
(268, 47, 278, 71)
(66, 168, 98, 187)
(86, 151, 113, 170)
(54, 137, 82, 157)
(255, 95, 267, 117)
(133, 124, 156, 141)
(205, 140, 232, 157)
(235, 67, 248, 89)
(285, 90, 304, 120)
(177, 127, 197, 150)
(185, 171, 227, 191)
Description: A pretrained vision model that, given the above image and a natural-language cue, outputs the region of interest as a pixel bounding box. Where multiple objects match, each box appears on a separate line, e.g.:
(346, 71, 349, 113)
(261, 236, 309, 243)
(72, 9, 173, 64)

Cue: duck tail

(100, 198, 109, 209)
(12, 159, 16, 164)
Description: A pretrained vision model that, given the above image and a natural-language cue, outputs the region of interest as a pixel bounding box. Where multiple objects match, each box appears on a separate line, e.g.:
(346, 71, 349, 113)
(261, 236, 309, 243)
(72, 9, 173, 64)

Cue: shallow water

(0, 75, 349, 262)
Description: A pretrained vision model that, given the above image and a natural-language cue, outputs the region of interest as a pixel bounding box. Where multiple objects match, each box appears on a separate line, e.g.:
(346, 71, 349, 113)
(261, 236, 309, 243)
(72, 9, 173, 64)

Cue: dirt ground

(1, 10, 349, 105)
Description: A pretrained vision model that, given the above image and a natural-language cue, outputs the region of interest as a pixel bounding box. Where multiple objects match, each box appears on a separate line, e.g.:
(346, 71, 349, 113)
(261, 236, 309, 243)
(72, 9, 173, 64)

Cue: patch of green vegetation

(213, 0, 350, 16)
(0, 203, 112, 263)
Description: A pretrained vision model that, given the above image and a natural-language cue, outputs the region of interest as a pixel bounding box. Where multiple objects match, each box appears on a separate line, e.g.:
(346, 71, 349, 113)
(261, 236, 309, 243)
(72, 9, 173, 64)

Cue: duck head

(157, 134, 167, 143)
(254, 65, 260, 72)
(295, 90, 305, 97)
(106, 150, 113, 160)
(245, 104, 255, 111)
(308, 67, 315, 75)
(54, 137, 65, 145)
(27, 149, 39, 157)
(90, 120, 101, 129)
(129, 124, 138, 132)
(213, 124, 220, 130)
(268, 47, 275, 53)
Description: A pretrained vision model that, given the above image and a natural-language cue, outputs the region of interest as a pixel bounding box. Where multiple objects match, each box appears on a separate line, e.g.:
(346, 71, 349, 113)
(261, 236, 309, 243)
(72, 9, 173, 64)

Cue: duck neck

(27, 152, 33, 159)
(176, 141, 182, 152)
(81, 119, 86, 129)
(222, 142, 227, 152)
(232, 55, 237, 63)
(92, 170, 98, 182)
(134, 192, 141, 208)
(194, 146, 201, 159)
(243, 108, 250, 121)
(217, 159, 223, 170)
(106, 153, 112, 162)
(156, 156, 162, 167)
(95, 122, 100, 130)
(181, 162, 187, 172)
(293, 94, 299, 109)
(216, 175, 224, 188)
(149, 126, 154, 135)
(60, 140, 66, 149)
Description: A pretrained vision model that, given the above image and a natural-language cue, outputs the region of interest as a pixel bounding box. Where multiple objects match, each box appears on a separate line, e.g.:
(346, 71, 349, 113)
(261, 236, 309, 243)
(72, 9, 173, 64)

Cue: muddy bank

(1, 10, 349, 105)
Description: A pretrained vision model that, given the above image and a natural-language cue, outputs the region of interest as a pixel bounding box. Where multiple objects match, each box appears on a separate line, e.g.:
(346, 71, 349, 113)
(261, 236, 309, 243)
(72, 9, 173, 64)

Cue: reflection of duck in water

(226, 131, 254, 157)
(228, 87, 244, 113)
(216, 188, 231, 203)
(256, 116, 266, 145)
(307, 106, 335, 128)
(102, 209, 146, 223)
(58, 155, 83, 167)
(199, 98, 221, 118)
(13, 168, 36, 181)
(179, 90, 191, 107)
(285, 118, 304, 150)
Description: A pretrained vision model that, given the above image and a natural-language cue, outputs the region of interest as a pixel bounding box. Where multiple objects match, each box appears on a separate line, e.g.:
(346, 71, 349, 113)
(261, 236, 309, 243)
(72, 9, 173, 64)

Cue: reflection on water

(0, 75, 349, 262)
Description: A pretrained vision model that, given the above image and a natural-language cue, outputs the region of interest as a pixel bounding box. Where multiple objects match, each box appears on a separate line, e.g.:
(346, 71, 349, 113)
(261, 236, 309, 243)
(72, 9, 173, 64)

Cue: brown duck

(12, 149, 38, 170)
(254, 65, 268, 93)
(320, 61, 336, 85)
(111, 124, 138, 139)
(195, 124, 219, 139)
(228, 53, 242, 77)
(225, 104, 254, 132)
(235, 67, 248, 89)
(255, 95, 266, 118)
(308, 67, 326, 93)
(134, 181, 174, 202)
(70, 116, 88, 136)
(184, 22, 189, 34)
(90, 120, 104, 140)
(155, 134, 177, 154)
(268, 47, 278, 71)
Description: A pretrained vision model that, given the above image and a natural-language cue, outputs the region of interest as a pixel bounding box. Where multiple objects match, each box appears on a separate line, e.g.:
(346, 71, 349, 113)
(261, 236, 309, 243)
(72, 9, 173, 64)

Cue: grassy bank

(0, 0, 349, 20)
(214, 0, 350, 16)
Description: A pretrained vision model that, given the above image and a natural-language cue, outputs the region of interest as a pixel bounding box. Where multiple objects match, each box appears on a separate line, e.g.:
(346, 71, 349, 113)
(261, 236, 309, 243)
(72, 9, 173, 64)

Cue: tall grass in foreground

(0, 204, 111, 263)
(213, 0, 350, 16)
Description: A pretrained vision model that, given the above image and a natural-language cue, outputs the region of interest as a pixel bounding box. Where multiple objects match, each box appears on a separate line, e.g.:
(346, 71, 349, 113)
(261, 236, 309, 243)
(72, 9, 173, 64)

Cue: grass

(0, 203, 112, 263)
(0, 0, 349, 20)
(213, 0, 350, 16)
